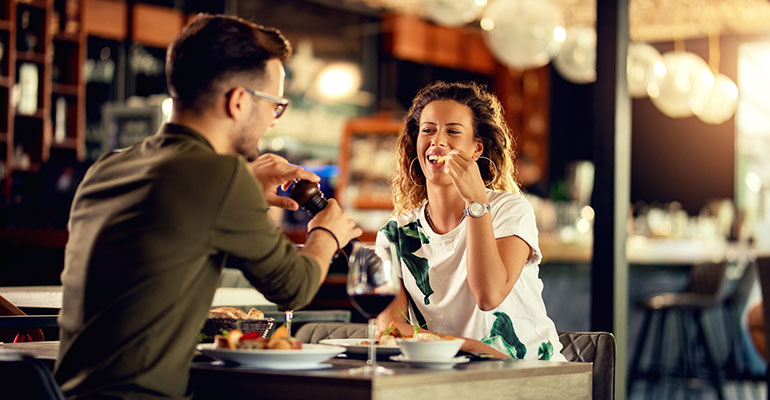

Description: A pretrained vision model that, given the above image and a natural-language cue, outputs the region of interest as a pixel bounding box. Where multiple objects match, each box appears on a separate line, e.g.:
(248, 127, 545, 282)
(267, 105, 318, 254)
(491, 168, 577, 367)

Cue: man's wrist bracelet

(307, 226, 341, 254)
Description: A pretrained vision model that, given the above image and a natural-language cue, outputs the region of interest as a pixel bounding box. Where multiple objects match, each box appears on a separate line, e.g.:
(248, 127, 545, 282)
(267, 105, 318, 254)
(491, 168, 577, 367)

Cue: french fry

(437, 155, 446, 163)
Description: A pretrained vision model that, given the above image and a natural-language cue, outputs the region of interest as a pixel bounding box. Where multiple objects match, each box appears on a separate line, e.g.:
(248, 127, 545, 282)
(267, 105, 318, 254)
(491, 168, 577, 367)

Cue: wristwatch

(463, 201, 491, 218)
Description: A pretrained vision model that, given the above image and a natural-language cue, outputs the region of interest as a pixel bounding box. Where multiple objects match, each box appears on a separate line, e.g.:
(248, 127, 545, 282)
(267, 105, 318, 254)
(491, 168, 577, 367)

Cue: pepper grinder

(289, 179, 357, 263)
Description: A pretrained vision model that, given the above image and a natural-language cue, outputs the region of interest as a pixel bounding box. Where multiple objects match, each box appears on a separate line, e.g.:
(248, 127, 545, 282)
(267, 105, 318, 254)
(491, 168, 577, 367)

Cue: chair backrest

(683, 261, 728, 297)
(755, 256, 770, 373)
(724, 260, 757, 307)
(559, 331, 616, 400)
(0, 353, 64, 400)
(295, 322, 368, 343)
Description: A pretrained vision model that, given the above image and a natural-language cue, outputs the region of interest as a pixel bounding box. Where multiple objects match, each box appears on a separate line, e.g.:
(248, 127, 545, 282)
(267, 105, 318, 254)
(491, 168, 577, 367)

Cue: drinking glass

(346, 241, 400, 375)
(285, 309, 293, 336)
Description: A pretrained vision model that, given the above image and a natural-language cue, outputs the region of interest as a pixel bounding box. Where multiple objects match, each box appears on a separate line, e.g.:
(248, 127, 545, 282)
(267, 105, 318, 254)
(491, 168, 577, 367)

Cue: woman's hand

(442, 150, 488, 204)
(459, 337, 510, 359)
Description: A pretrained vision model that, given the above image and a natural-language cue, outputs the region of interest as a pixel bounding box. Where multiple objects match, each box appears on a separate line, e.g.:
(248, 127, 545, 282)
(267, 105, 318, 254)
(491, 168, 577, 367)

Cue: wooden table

(0, 341, 592, 400)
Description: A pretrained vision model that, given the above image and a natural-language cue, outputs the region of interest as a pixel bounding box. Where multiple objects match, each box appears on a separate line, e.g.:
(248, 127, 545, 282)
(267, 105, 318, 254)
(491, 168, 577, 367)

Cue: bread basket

(201, 318, 275, 342)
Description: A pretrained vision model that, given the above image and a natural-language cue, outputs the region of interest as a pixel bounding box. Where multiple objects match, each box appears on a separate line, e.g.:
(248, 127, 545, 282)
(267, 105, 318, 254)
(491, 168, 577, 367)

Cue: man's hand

(249, 153, 319, 210)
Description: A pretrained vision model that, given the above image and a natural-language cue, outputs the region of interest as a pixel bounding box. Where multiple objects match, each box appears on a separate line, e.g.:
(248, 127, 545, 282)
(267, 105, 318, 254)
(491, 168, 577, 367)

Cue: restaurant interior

(1, 0, 770, 399)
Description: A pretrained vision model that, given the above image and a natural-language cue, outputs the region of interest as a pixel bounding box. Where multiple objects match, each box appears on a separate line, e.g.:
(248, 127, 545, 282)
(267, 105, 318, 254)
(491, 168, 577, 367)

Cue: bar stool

(719, 260, 764, 398)
(627, 261, 727, 400)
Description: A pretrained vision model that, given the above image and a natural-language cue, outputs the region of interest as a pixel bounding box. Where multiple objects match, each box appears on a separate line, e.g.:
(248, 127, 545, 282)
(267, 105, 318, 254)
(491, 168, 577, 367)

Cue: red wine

(350, 294, 395, 319)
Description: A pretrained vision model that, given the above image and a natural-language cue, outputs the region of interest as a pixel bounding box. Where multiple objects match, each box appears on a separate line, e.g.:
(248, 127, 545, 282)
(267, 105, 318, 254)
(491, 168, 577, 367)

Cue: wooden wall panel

(84, 0, 127, 40)
(132, 3, 183, 48)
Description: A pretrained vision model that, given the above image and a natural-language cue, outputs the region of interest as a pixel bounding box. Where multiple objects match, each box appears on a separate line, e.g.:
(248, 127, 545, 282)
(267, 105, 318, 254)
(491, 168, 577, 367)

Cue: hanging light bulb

(692, 34, 739, 125)
(421, 0, 485, 27)
(649, 51, 712, 118)
(553, 25, 596, 84)
(692, 73, 738, 124)
(481, 0, 565, 70)
(627, 42, 665, 98)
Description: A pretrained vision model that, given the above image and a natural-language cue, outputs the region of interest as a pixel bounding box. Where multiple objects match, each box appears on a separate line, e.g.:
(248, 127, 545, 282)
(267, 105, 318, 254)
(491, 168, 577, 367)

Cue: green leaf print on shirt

(538, 341, 554, 360)
(482, 311, 527, 359)
(380, 220, 433, 305)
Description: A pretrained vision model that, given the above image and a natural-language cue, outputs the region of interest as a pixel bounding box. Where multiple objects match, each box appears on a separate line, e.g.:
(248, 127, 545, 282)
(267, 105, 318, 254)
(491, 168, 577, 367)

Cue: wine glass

(285, 309, 293, 336)
(347, 240, 400, 375)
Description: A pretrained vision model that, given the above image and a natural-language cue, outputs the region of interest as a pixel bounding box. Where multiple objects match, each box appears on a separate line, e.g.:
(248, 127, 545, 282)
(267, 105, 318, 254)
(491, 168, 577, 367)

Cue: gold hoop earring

(477, 156, 498, 188)
(409, 158, 424, 187)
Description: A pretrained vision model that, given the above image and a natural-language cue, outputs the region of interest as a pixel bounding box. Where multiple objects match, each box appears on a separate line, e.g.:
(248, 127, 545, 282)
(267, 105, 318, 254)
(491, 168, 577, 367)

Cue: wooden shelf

(0, 227, 68, 248)
(15, 110, 44, 120)
(53, 32, 80, 43)
(51, 137, 78, 150)
(52, 82, 79, 96)
(353, 197, 394, 210)
(17, 0, 49, 10)
(1, 0, 91, 198)
(16, 51, 47, 64)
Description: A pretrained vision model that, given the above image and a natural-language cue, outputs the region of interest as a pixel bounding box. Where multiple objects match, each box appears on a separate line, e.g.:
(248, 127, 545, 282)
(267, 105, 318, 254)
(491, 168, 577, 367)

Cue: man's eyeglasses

(243, 88, 289, 119)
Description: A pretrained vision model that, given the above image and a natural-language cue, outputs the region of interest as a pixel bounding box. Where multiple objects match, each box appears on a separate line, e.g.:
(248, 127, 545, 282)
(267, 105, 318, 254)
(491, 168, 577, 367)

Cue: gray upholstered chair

(755, 256, 770, 396)
(558, 331, 616, 400)
(295, 322, 368, 343)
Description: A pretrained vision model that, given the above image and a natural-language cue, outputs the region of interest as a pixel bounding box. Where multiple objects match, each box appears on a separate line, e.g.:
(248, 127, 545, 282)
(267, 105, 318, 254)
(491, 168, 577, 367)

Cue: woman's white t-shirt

(376, 190, 565, 361)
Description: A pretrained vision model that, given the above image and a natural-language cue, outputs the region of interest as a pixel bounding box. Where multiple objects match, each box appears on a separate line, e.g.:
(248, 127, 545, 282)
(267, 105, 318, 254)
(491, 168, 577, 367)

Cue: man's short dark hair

(166, 14, 291, 112)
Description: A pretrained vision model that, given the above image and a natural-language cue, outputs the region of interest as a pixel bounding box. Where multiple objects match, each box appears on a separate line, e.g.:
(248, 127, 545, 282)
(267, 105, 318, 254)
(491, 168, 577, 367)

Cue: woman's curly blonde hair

(391, 81, 520, 216)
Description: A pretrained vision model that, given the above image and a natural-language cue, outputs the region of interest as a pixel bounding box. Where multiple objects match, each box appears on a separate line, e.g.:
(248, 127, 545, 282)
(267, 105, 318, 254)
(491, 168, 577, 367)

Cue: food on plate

(213, 324, 302, 350)
(412, 332, 444, 341)
(266, 337, 302, 350)
(378, 335, 398, 346)
(208, 306, 264, 320)
(361, 322, 455, 346)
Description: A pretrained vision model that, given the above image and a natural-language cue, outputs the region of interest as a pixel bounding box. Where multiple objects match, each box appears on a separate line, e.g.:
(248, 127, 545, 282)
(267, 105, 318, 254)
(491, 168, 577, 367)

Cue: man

(55, 14, 361, 398)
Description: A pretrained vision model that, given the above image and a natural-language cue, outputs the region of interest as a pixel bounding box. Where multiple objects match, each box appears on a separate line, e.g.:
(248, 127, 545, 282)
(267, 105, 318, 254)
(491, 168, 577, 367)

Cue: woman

(376, 81, 564, 360)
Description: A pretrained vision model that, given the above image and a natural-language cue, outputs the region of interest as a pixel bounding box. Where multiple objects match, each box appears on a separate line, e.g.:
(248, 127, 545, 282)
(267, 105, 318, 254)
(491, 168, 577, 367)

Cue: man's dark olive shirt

(55, 123, 321, 399)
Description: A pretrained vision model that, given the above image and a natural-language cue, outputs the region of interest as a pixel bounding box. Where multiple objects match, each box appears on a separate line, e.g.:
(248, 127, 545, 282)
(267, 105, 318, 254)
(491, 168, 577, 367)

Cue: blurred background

(1, 0, 770, 398)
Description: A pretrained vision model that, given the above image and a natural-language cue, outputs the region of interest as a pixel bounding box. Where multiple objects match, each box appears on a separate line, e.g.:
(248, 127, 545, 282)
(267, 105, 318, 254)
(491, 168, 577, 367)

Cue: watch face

(469, 202, 486, 217)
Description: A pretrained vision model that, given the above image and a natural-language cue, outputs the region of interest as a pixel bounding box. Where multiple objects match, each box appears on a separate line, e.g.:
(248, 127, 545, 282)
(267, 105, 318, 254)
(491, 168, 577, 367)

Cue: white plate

(319, 338, 401, 356)
(389, 355, 470, 369)
(198, 343, 345, 370)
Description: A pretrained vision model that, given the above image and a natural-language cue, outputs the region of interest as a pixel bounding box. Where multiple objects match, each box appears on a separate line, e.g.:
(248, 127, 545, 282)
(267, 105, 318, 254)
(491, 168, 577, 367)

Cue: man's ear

(225, 87, 247, 119)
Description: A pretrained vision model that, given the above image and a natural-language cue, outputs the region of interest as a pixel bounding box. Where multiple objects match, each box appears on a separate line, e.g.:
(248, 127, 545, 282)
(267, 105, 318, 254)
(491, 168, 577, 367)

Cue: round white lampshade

(627, 42, 665, 98)
(692, 73, 739, 124)
(481, 0, 565, 70)
(553, 25, 596, 84)
(421, 0, 485, 27)
(649, 51, 712, 118)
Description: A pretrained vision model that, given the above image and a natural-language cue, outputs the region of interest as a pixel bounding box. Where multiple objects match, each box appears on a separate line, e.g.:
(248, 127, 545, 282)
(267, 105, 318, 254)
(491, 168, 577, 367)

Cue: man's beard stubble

(234, 114, 262, 162)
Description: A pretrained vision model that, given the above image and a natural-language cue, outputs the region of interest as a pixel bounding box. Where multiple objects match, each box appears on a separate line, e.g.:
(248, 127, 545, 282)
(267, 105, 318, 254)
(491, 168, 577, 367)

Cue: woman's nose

(431, 131, 448, 147)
